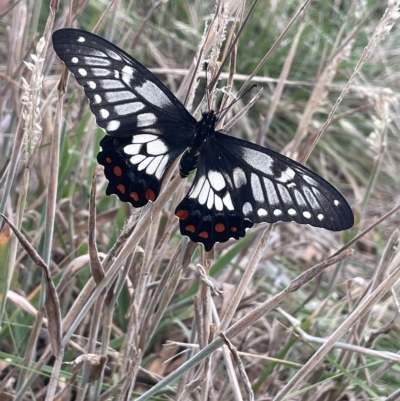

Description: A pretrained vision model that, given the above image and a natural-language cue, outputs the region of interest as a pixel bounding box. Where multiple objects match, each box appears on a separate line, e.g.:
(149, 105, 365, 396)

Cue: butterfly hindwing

(97, 133, 185, 207)
(53, 28, 195, 206)
(176, 131, 354, 250)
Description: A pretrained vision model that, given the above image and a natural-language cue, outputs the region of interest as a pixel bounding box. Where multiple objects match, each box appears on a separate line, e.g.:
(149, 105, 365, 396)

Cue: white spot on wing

(303, 211, 312, 219)
(93, 94, 102, 104)
(277, 183, 292, 204)
(215, 195, 223, 211)
(288, 208, 296, 216)
(199, 179, 210, 205)
(276, 167, 296, 183)
(136, 80, 172, 108)
(147, 139, 168, 156)
(77, 36, 85, 42)
(189, 175, 206, 199)
(294, 189, 307, 208)
(106, 49, 122, 61)
(318, 213, 324, 221)
(124, 144, 142, 155)
(91, 68, 111, 77)
(99, 109, 109, 119)
(242, 202, 253, 215)
(303, 175, 319, 186)
(155, 155, 169, 179)
(273, 209, 282, 216)
(122, 65, 135, 76)
(251, 173, 264, 202)
(71, 57, 79, 63)
(114, 102, 144, 116)
(107, 120, 120, 131)
(138, 156, 153, 171)
(233, 167, 247, 188)
(263, 178, 279, 205)
(121, 66, 134, 85)
(223, 193, 234, 211)
(334, 200, 340, 206)
(137, 113, 157, 127)
(84, 57, 111, 66)
(207, 192, 214, 209)
(105, 91, 136, 103)
(257, 208, 268, 217)
(241, 148, 274, 175)
(100, 80, 125, 89)
(303, 187, 320, 209)
(208, 171, 226, 191)
(87, 81, 96, 89)
(87, 49, 106, 57)
(146, 155, 163, 175)
(130, 154, 146, 164)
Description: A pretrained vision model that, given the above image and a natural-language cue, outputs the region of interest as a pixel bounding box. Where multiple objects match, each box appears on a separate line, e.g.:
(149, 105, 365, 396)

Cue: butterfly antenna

(217, 84, 257, 118)
(204, 62, 212, 111)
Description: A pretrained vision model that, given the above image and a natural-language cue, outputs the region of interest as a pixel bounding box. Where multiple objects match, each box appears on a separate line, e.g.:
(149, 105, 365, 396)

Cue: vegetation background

(1, 0, 400, 400)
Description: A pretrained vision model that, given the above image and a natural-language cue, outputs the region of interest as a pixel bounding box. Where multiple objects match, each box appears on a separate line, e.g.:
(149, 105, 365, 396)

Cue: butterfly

(52, 28, 354, 251)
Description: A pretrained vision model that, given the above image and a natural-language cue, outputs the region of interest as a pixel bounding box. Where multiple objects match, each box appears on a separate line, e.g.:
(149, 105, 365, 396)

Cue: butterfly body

(52, 28, 354, 251)
(179, 111, 217, 178)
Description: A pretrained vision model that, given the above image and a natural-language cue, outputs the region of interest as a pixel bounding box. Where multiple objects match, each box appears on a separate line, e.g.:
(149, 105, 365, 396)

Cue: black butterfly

(52, 29, 354, 251)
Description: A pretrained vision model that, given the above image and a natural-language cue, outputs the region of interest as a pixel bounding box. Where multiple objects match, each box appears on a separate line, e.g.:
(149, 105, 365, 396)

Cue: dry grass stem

(273, 257, 400, 401)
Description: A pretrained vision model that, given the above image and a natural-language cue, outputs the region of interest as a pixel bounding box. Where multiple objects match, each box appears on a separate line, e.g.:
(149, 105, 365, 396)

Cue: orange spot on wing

(117, 184, 126, 194)
(145, 189, 156, 201)
(105, 157, 112, 163)
(176, 209, 189, 220)
(215, 223, 225, 233)
(113, 166, 122, 177)
(199, 231, 209, 239)
(130, 192, 139, 201)
(185, 225, 196, 233)
(231, 226, 238, 232)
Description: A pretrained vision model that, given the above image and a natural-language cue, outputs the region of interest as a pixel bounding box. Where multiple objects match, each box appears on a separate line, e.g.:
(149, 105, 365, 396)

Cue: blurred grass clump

(1, 0, 400, 400)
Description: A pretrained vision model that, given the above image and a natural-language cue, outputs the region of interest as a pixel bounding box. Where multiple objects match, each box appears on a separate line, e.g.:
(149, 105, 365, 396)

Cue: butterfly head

(201, 110, 218, 128)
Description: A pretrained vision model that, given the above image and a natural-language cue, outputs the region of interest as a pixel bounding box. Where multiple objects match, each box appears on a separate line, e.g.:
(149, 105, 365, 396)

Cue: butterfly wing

(52, 28, 196, 206)
(175, 132, 353, 251)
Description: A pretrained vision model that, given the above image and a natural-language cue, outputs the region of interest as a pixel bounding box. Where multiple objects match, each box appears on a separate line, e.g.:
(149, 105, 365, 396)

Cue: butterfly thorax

(179, 111, 217, 178)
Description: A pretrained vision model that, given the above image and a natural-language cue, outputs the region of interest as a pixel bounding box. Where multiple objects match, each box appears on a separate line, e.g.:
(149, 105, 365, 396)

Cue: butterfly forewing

(217, 133, 354, 229)
(52, 29, 196, 136)
(175, 131, 353, 250)
(53, 28, 195, 206)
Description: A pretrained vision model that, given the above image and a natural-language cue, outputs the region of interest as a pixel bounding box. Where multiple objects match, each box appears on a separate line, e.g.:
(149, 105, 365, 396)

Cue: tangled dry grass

(1, 0, 400, 400)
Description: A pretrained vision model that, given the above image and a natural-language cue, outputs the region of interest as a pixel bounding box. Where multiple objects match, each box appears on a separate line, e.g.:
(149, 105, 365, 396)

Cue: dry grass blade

(220, 224, 273, 331)
(0, 214, 61, 356)
(220, 332, 254, 401)
(273, 255, 400, 401)
(303, 0, 400, 163)
(119, 348, 142, 400)
(134, 248, 353, 401)
(88, 171, 104, 285)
